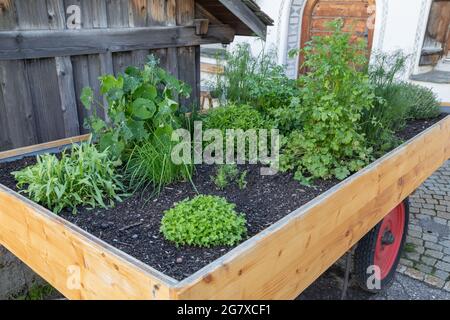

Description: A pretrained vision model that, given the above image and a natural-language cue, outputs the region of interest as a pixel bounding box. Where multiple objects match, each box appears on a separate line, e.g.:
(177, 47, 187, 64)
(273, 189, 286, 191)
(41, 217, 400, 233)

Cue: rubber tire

(353, 198, 410, 293)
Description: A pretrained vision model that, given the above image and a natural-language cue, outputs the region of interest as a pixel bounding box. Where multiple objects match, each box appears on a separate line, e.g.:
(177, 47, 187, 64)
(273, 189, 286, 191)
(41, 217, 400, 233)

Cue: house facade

(233, 0, 450, 107)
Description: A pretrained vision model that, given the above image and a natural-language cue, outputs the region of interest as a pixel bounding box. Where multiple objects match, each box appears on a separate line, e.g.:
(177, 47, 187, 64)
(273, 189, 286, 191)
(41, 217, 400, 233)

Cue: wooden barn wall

(0, 0, 200, 150)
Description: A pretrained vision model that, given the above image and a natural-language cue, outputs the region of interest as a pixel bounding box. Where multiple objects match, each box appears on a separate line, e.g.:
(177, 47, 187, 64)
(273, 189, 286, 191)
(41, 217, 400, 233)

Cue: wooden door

(299, 0, 376, 72)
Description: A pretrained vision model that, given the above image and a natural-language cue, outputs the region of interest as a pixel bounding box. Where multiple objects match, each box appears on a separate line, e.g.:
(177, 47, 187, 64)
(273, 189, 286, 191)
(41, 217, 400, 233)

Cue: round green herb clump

(160, 195, 247, 248)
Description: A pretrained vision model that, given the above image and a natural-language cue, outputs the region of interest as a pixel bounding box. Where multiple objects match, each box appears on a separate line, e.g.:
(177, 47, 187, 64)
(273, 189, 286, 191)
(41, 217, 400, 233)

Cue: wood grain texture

(0, 185, 175, 300)
(299, 0, 375, 74)
(174, 116, 450, 300)
(0, 25, 235, 60)
(0, 134, 90, 160)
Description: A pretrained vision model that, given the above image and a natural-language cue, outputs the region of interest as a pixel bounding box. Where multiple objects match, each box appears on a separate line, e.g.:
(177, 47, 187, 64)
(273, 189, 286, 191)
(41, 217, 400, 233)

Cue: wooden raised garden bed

(0, 116, 449, 300)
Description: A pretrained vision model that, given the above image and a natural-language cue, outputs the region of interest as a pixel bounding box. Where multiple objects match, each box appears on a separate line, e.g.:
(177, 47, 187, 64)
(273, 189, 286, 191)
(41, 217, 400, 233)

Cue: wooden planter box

(1, 116, 449, 300)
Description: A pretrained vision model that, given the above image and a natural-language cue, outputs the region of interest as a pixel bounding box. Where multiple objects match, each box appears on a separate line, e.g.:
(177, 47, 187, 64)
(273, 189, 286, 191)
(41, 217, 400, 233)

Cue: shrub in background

(160, 195, 247, 247)
(281, 20, 374, 182)
(210, 43, 299, 118)
(362, 52, 441, 154)
(13, 142, 125, 214)
(402, 83, 441, 120)
(201, 104, 270, 133)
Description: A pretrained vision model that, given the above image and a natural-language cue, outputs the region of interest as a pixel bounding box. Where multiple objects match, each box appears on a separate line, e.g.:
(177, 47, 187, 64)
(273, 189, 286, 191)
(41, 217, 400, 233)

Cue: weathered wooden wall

(0, 0, 214, 151)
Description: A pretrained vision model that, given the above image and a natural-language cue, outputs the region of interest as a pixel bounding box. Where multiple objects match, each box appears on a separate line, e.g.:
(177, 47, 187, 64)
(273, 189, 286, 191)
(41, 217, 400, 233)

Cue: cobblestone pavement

(398, 160, 450, 290)
(298, 265, 450, 300)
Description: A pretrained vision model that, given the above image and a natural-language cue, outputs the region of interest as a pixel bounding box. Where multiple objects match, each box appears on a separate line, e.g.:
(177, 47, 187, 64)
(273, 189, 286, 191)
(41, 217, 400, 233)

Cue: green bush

(126, 128, 193, 193)
(201, 104, 270, 132)
(362, 52, 441, 154)
(13, 142, 125, 214)
(402, 83, 440, 120)
(160, 195, 247, 247)
(280, 20, 374, 183)
(82, 55, 191, 162)
(210, 43, 299, 116)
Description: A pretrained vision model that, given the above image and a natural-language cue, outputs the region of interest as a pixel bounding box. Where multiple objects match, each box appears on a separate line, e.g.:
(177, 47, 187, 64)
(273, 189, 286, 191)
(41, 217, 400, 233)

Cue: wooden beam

(0, 134, 91, 161)
(0, 25, 235, 60)
(218, 0, 267, 39)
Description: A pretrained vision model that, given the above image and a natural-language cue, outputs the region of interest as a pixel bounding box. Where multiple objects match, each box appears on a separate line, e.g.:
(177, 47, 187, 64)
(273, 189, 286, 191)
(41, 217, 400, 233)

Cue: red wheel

(354, 198, 409, 293)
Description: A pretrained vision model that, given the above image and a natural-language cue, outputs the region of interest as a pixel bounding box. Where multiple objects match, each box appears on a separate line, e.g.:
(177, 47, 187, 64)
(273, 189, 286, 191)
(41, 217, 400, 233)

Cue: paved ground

(298, 265, 450, 300)
(399, 160, 450, 289)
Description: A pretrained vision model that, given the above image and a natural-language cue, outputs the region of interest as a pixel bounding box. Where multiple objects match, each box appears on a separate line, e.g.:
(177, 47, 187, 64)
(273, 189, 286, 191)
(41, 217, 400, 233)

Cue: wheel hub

(381, 230, 395, 245)
(374, 203, 406, 280)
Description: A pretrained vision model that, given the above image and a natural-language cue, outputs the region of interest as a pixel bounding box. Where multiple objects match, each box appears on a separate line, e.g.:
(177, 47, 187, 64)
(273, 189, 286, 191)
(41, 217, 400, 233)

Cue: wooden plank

(129, 0, 148, 27)
(201, 62, 224, 74)
(25, 58, 66, 143)
(0, 0, 17, 30)
(174, 116, 450, 299)
(47, 0, 66, 30)
(55, 57, 81, 137)
(0, 134, 90, 160)
(148, 0, 166, 26)
(312, 1, 370, 18)
(0, 25, 236, 60)
(71, 55, 92, 134)
(0, 80, 12, 151)
(0, 60, 38, 148)
(113, 51, 133, 75)
(106, 0, 130, 28)
(165, 0, 177, 26)
(64, 0, 108, 29)
(176, 0, 195, 26)
(217, 0, 267, 38)
(0, 184, 176, 299)
(15, 0, 48, 30)
(195, 3, 223, 25)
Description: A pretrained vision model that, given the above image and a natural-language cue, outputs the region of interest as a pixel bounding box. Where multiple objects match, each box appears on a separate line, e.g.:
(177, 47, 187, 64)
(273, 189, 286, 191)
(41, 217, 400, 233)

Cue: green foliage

(212, 164, 248, 190)
(362, 52, 410, 153)
(82, 55, 191, 161)
(212, 164, 239, 190)
(210, 43, 298, 116)
(362, 52, 441, 154)
(126, 130, 193, 193)
(237, 170, 248, 190)
(15, 283, 56, 300)
(201, 104, 270, 133)
(401, 83, 441, 120)
(13, 142, 125, 214)
(280, 19, 374, 183)
(160, 195, 247, 247)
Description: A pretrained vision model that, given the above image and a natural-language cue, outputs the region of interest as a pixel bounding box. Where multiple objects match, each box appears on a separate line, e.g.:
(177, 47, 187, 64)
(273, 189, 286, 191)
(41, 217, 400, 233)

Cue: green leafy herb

(160, 195, 247, 247)
(13, 141, 125, 214)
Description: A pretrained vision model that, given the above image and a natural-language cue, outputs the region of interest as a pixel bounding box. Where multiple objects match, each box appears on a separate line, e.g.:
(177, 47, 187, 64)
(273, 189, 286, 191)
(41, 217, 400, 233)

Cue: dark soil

(0, 116, 446, 281)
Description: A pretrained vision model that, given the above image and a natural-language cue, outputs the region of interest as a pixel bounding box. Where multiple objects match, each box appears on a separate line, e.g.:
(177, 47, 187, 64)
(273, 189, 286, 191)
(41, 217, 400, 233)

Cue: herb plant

(281, 20, 374, 182)
(160, 195, 247, 247)
(126, 128, 194, 193)
(13, 142, 125, 214)
(402, 83, 440, 120)
(210, 43, 299, 116)
(81, 55, 191, 161)
(212, 164, 239, 190)
(201, 104, 270, 133)
(237, 170, 248, 190)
